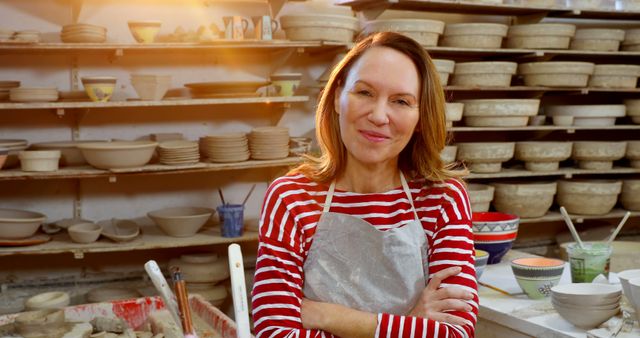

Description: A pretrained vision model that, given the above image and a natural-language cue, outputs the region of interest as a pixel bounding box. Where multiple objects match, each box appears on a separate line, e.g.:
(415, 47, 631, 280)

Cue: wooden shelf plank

(450, 125, 640, 132)
(467, 166, 640, 179)
(0, 40, 349, 54)
(0, 157, 302, 181)
(336, 0, 640, 20)
(0, 225, 259, 258)
(519, 209, 640, 224)
(445, 86, 640, 93)
(0, 96, 309, 110)
(425, 46, 640, 59)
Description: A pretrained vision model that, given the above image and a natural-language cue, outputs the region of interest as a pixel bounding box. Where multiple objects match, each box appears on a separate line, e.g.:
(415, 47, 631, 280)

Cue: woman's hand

(408, 266, 475, 326)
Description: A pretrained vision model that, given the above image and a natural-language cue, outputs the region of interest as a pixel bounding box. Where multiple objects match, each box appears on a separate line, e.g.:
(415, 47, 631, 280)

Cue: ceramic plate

(0, 233, 50, 246)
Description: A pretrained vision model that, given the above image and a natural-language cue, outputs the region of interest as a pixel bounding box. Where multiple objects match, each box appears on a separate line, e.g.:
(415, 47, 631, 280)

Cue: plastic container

(566, 242, 612, 283)
(217, 204, 245, 237)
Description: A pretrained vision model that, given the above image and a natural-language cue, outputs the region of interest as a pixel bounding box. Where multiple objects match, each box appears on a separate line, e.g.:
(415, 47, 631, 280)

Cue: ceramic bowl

(148, 207, 214, 237)
(571, 141, 627, 170)
(24, 291, 70, 310)
(445, 102, 464, 123)
(77, 141, 158, 169)
(99, 219, 140, 242)
(456, 142, 515, 173)
(270, 73, 302, 97)
(0, 208, 46, 239)
(618, 269, 640, 308)
(168, 253, 229, 283)
(451, 61, 518, 87)
(128, 21, 161, 43)
(552, 301, 619, 329)
(131, 74, 171, 101)
(460, 99, 540, 127)
(627, 141, 640, 168)
(514, 141, 573, 171)
(551, 283, 622, 306)
(30, 140, 105, 166)
(472, 212, 520, 264)
(491, 181, 557, 218)
(629, 278, 640, 321)
(68, 222, 102, 243)
(552, 115, 574, 126)
(510, 257, 565, 299)
(475, 249, 489, 279)
(280, 14, 359, 42)
(557, 179, 622, 215)
(18, 150, 61, 172)
(467, 183, 494, 212)
(81, 76, 116, 102)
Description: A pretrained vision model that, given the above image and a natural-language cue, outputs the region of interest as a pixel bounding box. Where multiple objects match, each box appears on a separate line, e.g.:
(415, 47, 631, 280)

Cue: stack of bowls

(472, 212, 520, 264)
(61, 23, 107, 43)
(0, 139, 28, 168)
(158, 140, 200, 165)
(130, 74, 171, 101)
(10, 87, 58, 102)
(200, 133, 250, 163)
(249, 127, 290, 160)
(510, 257, 565, 299)
(551, 283, 621, 329)
(168, 253, 229, 306)
(0, 81, 20, 101)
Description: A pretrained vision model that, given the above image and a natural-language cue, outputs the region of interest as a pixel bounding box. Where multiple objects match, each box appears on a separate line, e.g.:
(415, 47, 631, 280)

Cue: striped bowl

(472, 212, 519, 264)
(511, 257, 565, 299)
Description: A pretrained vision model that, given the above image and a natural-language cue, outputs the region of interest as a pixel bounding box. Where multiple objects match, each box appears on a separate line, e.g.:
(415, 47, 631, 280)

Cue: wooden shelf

(425, 46, 640, 59)
(0, 41, 348, 55)
(0, 157, 302, 181)
(519, 209, 640, 224)
(0, 225, 259, 259)
(467, 166, 640, 179)
(336, 0, 640, 20)
(0, 96, 309, 111)
(445, 86, 640, 93)
(451, 125, 640, 132)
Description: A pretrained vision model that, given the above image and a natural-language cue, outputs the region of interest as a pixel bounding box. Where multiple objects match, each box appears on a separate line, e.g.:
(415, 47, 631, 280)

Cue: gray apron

(303, 173, 428, 315)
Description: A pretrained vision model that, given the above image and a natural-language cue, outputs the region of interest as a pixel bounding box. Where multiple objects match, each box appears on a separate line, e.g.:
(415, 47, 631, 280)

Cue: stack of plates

(0, 139, 29, 168)
(249, 127, 290, 160)
(158, 140, 200, 165)
(14, 30, 40, 42)
(200, 133, 250, 163)
(61, 23, 107, 43)
(10, 87, 58, 102)
(0, 81, 20, 101)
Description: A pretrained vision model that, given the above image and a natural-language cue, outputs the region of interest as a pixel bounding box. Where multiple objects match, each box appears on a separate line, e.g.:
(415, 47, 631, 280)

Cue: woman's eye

(394, 99, 410, 106)
(357, 90, 372, 96)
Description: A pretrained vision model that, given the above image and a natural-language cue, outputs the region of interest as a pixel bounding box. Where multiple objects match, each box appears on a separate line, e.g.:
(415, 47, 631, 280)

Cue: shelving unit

(467, 166, 640, 179)
(520, 209, 639, 224)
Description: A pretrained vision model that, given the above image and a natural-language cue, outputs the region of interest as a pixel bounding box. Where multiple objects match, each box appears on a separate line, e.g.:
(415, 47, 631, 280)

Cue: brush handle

(228, 244, 251, 338)
(144, 260, 183, 334)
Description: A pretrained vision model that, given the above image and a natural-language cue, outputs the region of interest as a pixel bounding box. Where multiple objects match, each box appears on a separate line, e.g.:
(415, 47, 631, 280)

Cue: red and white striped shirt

(251, 174, 478, 338)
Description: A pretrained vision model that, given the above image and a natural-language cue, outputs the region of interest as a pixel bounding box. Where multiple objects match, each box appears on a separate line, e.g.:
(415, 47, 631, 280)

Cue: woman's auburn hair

(292, 31, 467, 184)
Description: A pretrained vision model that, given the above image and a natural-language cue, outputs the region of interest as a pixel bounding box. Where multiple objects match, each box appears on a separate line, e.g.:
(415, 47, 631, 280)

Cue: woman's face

(334, 46, 421, 167)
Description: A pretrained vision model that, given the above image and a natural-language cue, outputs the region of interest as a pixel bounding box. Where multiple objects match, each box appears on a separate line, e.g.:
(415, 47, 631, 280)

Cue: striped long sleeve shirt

(251, 174, 478, 338)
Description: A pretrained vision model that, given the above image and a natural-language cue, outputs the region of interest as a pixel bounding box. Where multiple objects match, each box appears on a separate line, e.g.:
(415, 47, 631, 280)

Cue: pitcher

(223, 16, 249, 40)
(252, 15, 279, 40)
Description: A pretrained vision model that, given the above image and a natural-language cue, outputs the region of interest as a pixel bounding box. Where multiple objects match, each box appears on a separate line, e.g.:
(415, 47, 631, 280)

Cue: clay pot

(280, 14, 359, 42)
(515, 142, 573, 171)
(441, 23, 508, 49)
(588, 64, 640, 89)
(461, 99, 540, 127)
(621, 179, 640, 211)
(571, 141, 627, 170)
(518, 62, 594, 87)
(491, 181, 557, 218)
(456, 142, 515, 173)
(168, 253, 229, 283)
(627, 141, 640, 168)
(467, 183, 494, 212)
(362, 19, 445, 46)
(571, 28, 625, 51)
(557, 180, 622, 215)
(507, 23, 576, 49)
(433, 59, 455, 85)
(451, 62, 517, 87)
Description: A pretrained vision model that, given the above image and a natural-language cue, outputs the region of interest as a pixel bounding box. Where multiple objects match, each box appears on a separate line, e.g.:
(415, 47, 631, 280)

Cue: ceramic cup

(223, 16, 249, 40)
(566, 241, 612, 283)
(252, 15, 279, 40)
(217, 203, 244, 237)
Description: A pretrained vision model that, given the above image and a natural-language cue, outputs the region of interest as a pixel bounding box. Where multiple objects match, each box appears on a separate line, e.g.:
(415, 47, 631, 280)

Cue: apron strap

(323, 180, 337, 213)
(399, 172, 421, 222)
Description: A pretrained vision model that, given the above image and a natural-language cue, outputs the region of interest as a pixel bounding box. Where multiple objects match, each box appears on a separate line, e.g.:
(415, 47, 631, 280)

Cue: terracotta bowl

(510, 257, 564, 299)
(24, 291, 70, 310)
(0, 208, 46, 239)
(148, 207, 214, 237)
(68, 222, 102, 243)
(472, 212, 520, 264)
(475, 249, 490, 279)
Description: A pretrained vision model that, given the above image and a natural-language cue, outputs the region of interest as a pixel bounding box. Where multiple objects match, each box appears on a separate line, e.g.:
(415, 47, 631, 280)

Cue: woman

(251, 32, 477, 338)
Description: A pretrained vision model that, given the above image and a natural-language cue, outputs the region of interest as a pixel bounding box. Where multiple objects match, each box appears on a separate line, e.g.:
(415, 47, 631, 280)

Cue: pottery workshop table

(476, 250, 640, 338)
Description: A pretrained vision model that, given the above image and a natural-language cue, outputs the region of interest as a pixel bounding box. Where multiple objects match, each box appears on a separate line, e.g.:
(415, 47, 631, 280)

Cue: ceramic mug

(223, 16, 249, 40)
(252, 15, 279, 40)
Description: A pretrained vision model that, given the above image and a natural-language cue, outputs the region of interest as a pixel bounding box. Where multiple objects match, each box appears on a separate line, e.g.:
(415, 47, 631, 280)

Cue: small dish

(99, 219, 140, 242)
(68, 222, 102, 243)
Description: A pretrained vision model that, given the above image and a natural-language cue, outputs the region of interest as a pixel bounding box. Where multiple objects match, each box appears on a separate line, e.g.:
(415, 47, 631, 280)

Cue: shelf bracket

(56, 108, 65, 118)
(70, 56, 80, 91)
(73, 181, 82, 219)
(72, 250, 85, 259)
(566, 129, 575, 134)
(109, 48, 124, 63)
(108, 176, 117, 183)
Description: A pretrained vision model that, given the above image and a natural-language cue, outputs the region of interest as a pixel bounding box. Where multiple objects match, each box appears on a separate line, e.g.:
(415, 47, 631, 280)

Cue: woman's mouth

(359, 130, 389, 143)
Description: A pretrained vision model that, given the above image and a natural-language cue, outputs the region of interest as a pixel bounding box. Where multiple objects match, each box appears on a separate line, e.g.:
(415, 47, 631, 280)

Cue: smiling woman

(251, 32, 477, 338)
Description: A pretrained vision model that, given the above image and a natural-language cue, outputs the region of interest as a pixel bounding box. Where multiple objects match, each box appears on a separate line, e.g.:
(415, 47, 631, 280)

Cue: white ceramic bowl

(18, 150, 61, 172)
(68, 222, 102, 243)
(629, 278, 640, 320)
(148, 207, 214, 237)
(551, 283, 622, 305)
(77, 141, 158, 169)
(552, 300, 619, 329)
(618, 269, 640, 308)
(0, 208, 46, 239)
(30, 140, 105, 166)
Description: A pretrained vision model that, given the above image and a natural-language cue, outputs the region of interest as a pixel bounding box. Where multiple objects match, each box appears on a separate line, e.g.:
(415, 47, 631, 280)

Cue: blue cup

(217, 204, 244, 237)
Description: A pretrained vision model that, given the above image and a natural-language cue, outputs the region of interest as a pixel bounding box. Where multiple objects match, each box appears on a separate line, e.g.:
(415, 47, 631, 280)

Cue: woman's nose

(367, 99, 390, 125)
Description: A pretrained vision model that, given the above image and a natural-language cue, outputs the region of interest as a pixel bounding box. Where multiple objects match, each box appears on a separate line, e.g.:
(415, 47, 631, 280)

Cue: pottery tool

(478, 281, 512, 297)
(144, 260, 183, 335)
(172, 267, 198, 338)
(228, 244, 251, 338)
(606, 211, 631, 246)
(559, 206, 585, 249)
(218, 188, 226, 205)
(242, 183, 257, 206)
